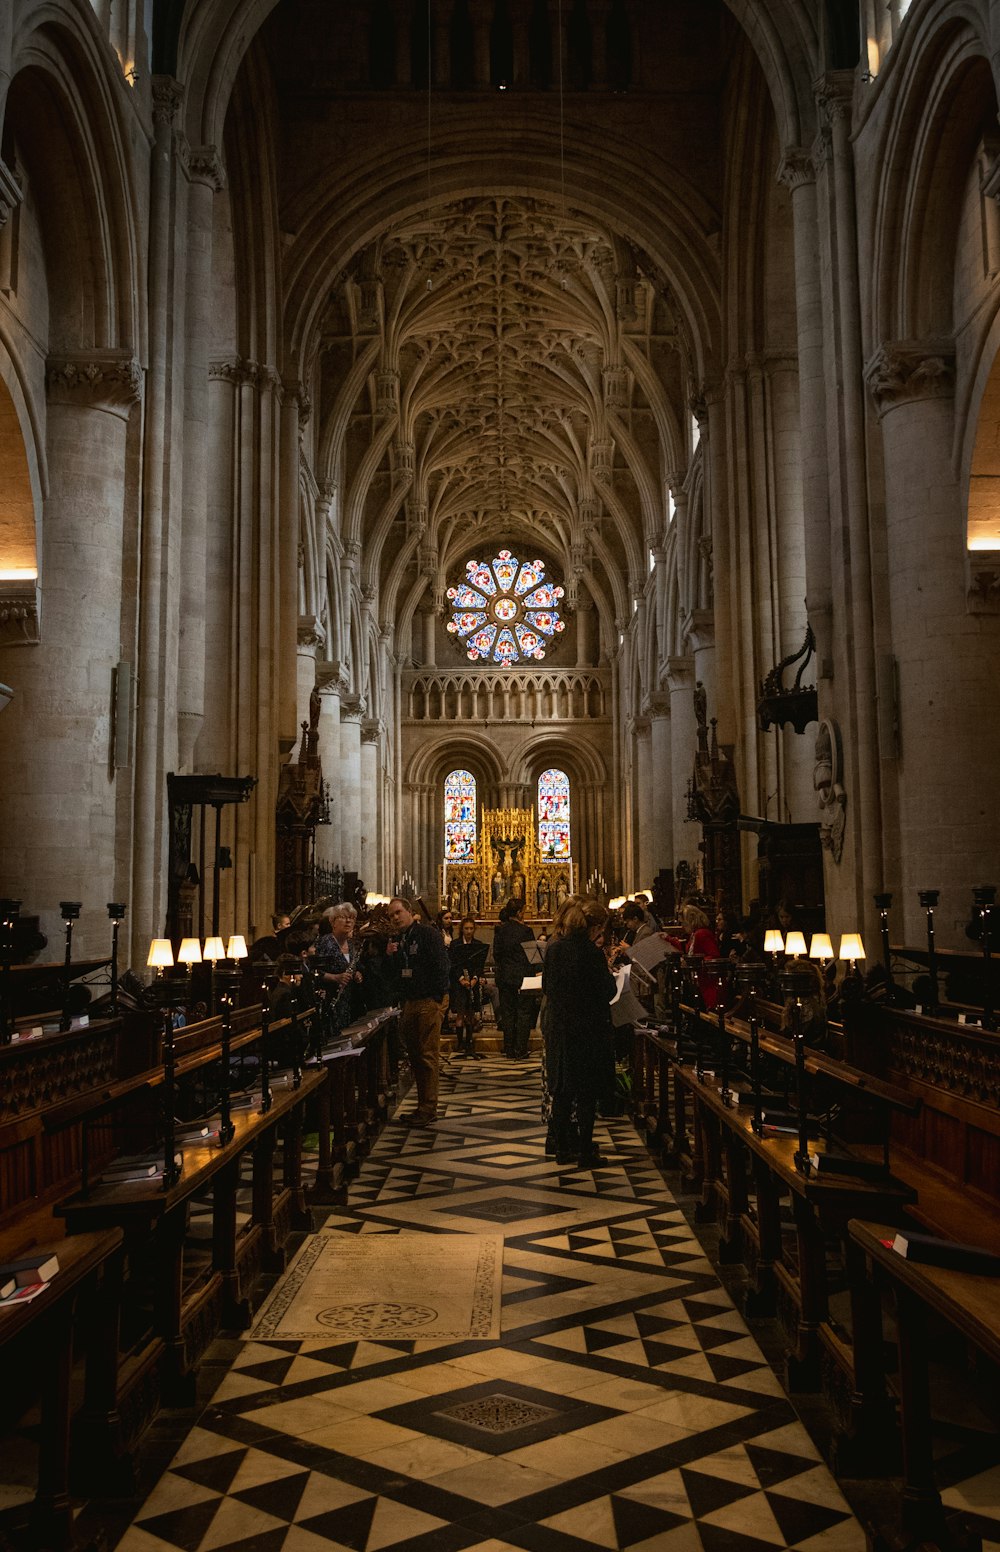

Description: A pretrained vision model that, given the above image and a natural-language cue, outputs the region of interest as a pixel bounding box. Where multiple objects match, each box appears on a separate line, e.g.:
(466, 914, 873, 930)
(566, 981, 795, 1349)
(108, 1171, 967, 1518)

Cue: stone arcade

(3, 3, 1000, 1552)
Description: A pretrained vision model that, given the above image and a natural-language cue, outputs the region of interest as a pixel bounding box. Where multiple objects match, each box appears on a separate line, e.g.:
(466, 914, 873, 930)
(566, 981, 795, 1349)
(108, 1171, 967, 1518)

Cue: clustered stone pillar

(666, 656, 696, 877)
(359, 719, 380, 885)
(315, 677, 343, 871)
(1, 354, 142, 953)
(339, 696, 364, 870)
(868, 342, 1000, 943)
(647, 692, 673, 877)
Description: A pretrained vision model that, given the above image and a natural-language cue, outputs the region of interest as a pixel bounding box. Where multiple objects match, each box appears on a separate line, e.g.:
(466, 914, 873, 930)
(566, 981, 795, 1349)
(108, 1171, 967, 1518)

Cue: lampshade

(177, 937, 202, 966)
(226, 934, 249, 961)
(784, 930, 807, 957)
(147, 938, 174, 969)
(809, 933, 834, 960)
(203, 936, 226, 962)
(763, 929, 784, 954)
(839, 932, 866, 962)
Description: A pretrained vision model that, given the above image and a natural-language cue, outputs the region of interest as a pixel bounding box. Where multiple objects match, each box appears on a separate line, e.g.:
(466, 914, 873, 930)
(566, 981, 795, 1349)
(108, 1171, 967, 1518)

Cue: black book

(0, 1252, 60, 1287)
(891, 1231, 1000, 1276)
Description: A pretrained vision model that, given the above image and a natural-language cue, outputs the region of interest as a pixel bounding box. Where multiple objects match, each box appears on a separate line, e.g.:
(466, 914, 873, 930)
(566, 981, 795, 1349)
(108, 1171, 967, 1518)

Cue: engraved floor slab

(248, 1231, 503, 1341)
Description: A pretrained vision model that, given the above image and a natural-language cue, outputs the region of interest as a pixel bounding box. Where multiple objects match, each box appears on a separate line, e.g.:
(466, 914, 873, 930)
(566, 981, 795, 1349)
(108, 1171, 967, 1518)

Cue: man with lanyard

(387, 897, 450, 1123)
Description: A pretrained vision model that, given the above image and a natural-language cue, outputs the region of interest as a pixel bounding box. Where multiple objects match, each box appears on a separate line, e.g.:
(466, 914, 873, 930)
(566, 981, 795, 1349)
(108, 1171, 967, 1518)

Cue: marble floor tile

(104, 1058, 888, 1552)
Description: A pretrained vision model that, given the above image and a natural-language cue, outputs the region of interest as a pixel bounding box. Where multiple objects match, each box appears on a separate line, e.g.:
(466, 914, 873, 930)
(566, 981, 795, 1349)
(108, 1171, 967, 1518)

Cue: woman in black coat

(492, 898, 534, 1057)
(542, 899, 617, 1169)
(448, 916, 487, 1058)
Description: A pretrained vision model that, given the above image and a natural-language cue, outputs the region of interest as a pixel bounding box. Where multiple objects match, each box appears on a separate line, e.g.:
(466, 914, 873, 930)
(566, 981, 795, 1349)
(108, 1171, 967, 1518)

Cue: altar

(441, 806, 573, 919)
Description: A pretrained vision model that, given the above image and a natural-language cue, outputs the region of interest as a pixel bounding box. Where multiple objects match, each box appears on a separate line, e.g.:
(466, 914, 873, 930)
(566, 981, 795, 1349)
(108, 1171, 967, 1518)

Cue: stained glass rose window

(446, 550, 565, 665)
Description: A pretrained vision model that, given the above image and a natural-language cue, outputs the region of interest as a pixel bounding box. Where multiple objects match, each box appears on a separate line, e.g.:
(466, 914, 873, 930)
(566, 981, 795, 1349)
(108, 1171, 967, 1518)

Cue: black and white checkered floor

(121, 1056, 869, 1552)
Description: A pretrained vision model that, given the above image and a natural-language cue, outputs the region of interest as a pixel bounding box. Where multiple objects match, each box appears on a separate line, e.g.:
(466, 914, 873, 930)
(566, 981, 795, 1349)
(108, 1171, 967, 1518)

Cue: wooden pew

(307, 1006, 399, 1204)
(0, 1207, 122, 1551)
(848, 1219, 1000, 1552)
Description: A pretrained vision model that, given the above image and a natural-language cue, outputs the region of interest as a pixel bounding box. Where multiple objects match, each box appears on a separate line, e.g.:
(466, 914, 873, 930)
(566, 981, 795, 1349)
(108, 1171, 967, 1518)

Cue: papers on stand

(611, 964, 647, 1027)
(629, 934, 673, 974)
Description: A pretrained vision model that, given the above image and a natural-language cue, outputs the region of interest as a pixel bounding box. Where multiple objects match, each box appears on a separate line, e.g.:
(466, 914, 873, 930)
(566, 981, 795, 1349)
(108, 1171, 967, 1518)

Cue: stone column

(359, 718, 381, 885)
(339, 696, 364, 871)
(634, 716, 653, 887)
(666, 655, 696, 875)
(647, 692, 673, 875)
(0, 354, 141, 954)
(315, 674, 343, 870)
(685, 610, 716, 724)
(867, 342, 1000, 945)
(576, 600, 595, 667)
(177, 145, 225, 771)
(422, 607, 437, 667)
(296, 618, 323, 731)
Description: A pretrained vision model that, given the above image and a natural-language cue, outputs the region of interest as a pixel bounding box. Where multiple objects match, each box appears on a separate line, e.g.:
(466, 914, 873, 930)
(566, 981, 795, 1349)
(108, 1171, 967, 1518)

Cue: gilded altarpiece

(441, 807, 574, 920)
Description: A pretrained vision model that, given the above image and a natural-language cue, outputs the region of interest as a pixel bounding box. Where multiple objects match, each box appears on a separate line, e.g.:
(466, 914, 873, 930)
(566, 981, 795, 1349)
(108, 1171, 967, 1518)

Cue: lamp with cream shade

(226, 934, 248, 961)
(147, 939, 174, 974)
(838, 932, 866, 963)
(177, 937, 202, 967)
(203, 937, 226, 963)
(764, 929, 784, 955)
(783, 930, 807, 958)
(809, 933, 834, 962)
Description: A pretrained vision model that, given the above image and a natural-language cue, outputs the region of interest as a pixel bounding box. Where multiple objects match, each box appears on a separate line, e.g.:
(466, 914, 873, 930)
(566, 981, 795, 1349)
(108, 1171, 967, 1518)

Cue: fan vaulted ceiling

(328, 193, 683, 622)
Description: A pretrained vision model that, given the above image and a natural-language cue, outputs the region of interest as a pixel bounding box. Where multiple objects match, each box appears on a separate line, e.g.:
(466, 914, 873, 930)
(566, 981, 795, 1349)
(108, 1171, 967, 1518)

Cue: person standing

(663, 903, 722, 1009)
(492, 898, 534, 1057)
(313, 904, 362, 1042)
(542, 899, 617, 1169)
(448, 915, 487, 1059)
(387, 897, 450, 1122)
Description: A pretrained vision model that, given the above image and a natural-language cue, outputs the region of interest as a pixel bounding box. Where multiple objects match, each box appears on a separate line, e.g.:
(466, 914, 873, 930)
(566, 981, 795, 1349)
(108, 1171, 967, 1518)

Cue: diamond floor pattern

(118, 1056, 868, 1552)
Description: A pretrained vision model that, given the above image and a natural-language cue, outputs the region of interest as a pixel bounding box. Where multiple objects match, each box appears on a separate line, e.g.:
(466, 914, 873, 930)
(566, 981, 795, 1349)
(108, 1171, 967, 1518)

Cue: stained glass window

(446, 549, 565, 665)
(538, 769, 571, 860)
(444, 769, 477, 863)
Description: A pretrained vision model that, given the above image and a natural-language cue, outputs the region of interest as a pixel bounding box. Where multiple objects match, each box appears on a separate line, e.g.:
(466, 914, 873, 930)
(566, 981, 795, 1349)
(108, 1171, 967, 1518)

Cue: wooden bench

(0, 1206, 122, 1550)
(848, 1219, 1000, 1551)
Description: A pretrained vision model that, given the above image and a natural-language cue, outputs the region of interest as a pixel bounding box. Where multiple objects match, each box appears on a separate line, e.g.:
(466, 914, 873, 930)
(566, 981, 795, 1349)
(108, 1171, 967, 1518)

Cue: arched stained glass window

(538, 769, 571, 860)
(444, 769, 477, 862)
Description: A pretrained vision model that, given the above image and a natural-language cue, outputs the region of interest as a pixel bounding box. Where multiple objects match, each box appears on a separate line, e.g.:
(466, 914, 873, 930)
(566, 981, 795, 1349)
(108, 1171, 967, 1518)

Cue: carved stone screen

(444, 768, 477, 863)
(538, 768, 571, 860)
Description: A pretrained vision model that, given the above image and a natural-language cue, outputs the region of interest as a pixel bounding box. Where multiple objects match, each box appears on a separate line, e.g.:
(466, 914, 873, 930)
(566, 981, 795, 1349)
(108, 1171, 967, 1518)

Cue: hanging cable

(558, 0, 566, 215)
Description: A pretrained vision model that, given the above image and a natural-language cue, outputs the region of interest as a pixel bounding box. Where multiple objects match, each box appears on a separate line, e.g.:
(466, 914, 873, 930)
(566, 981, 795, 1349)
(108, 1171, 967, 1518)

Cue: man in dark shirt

(387, 897, 450, 1122)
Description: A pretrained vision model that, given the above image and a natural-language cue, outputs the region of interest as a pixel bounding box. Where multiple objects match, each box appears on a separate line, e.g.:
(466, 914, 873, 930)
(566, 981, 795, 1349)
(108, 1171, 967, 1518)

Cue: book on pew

(891, 1231, 1000, 1276)
(0, 1281, 51, 1306)
(807, 1150, 889, 1181)
(101, 1152, 182, 1182)
(0, 1252, 60, 1289)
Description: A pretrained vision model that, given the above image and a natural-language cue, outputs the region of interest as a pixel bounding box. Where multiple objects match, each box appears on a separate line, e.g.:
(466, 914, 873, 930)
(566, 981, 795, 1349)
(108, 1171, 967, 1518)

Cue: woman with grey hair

(314, 903, 361, 1038)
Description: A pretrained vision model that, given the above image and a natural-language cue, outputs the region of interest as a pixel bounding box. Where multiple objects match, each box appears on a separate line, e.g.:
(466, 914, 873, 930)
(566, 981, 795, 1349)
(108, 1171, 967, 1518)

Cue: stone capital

(683, 607, 715, 654)
(151, 75, 184, 128)
(340, 693, 366, 724)
(360, 716, 383, 744)
(185, 144, 227, 191)
(631, 715, 652, 739)
(814, 71, 854, 129)
(47, 351, 142, 418)
(297, 614, 325, 651)
(644, 690, 671, 719)
(209, 356, 259, 388)
(316, 659, 348, 696)
(864, 340, 956, 414)
(776, 145, 815, 192)
(665, 654, 695, 694)
(0, 577, 40, 646)
(967, 551, 1000, 614)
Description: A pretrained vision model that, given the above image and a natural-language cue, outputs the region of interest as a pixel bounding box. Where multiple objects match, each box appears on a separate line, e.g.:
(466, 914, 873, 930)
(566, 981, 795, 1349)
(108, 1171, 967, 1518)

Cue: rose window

(446, 549, 566, 665)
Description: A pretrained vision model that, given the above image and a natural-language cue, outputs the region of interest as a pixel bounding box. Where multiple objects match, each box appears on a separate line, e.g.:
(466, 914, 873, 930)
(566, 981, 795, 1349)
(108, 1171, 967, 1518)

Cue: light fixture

(147, 938, 174, 970)
(226, 934, 248, 961)
(763, 929, 784, 954)
(203, 936, 226, 963)
(808, 933, 833, 961)
(838, 933, 866, 963)
(784, 930, 807, 957)
(177, 937, 203, 966)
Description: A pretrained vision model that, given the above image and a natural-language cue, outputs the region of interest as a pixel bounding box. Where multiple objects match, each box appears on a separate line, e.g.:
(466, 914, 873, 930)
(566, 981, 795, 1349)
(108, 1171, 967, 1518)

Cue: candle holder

(147, 938, 182, 1189)
(259, 979, 273, 1113)
(0, 898, 19, 1045)
(917, 890, 940, 1013)
(873, 892, 896, 1002)
(216, 972, 237, 1146)
(972, 885, 996, 1032)
(203, 936, 226, 1014)
(107, 903, 126, 1016)
(59, 901, 82, 1032)
(779, 961, 816, 1173)
(711, 960, 734, 1106)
